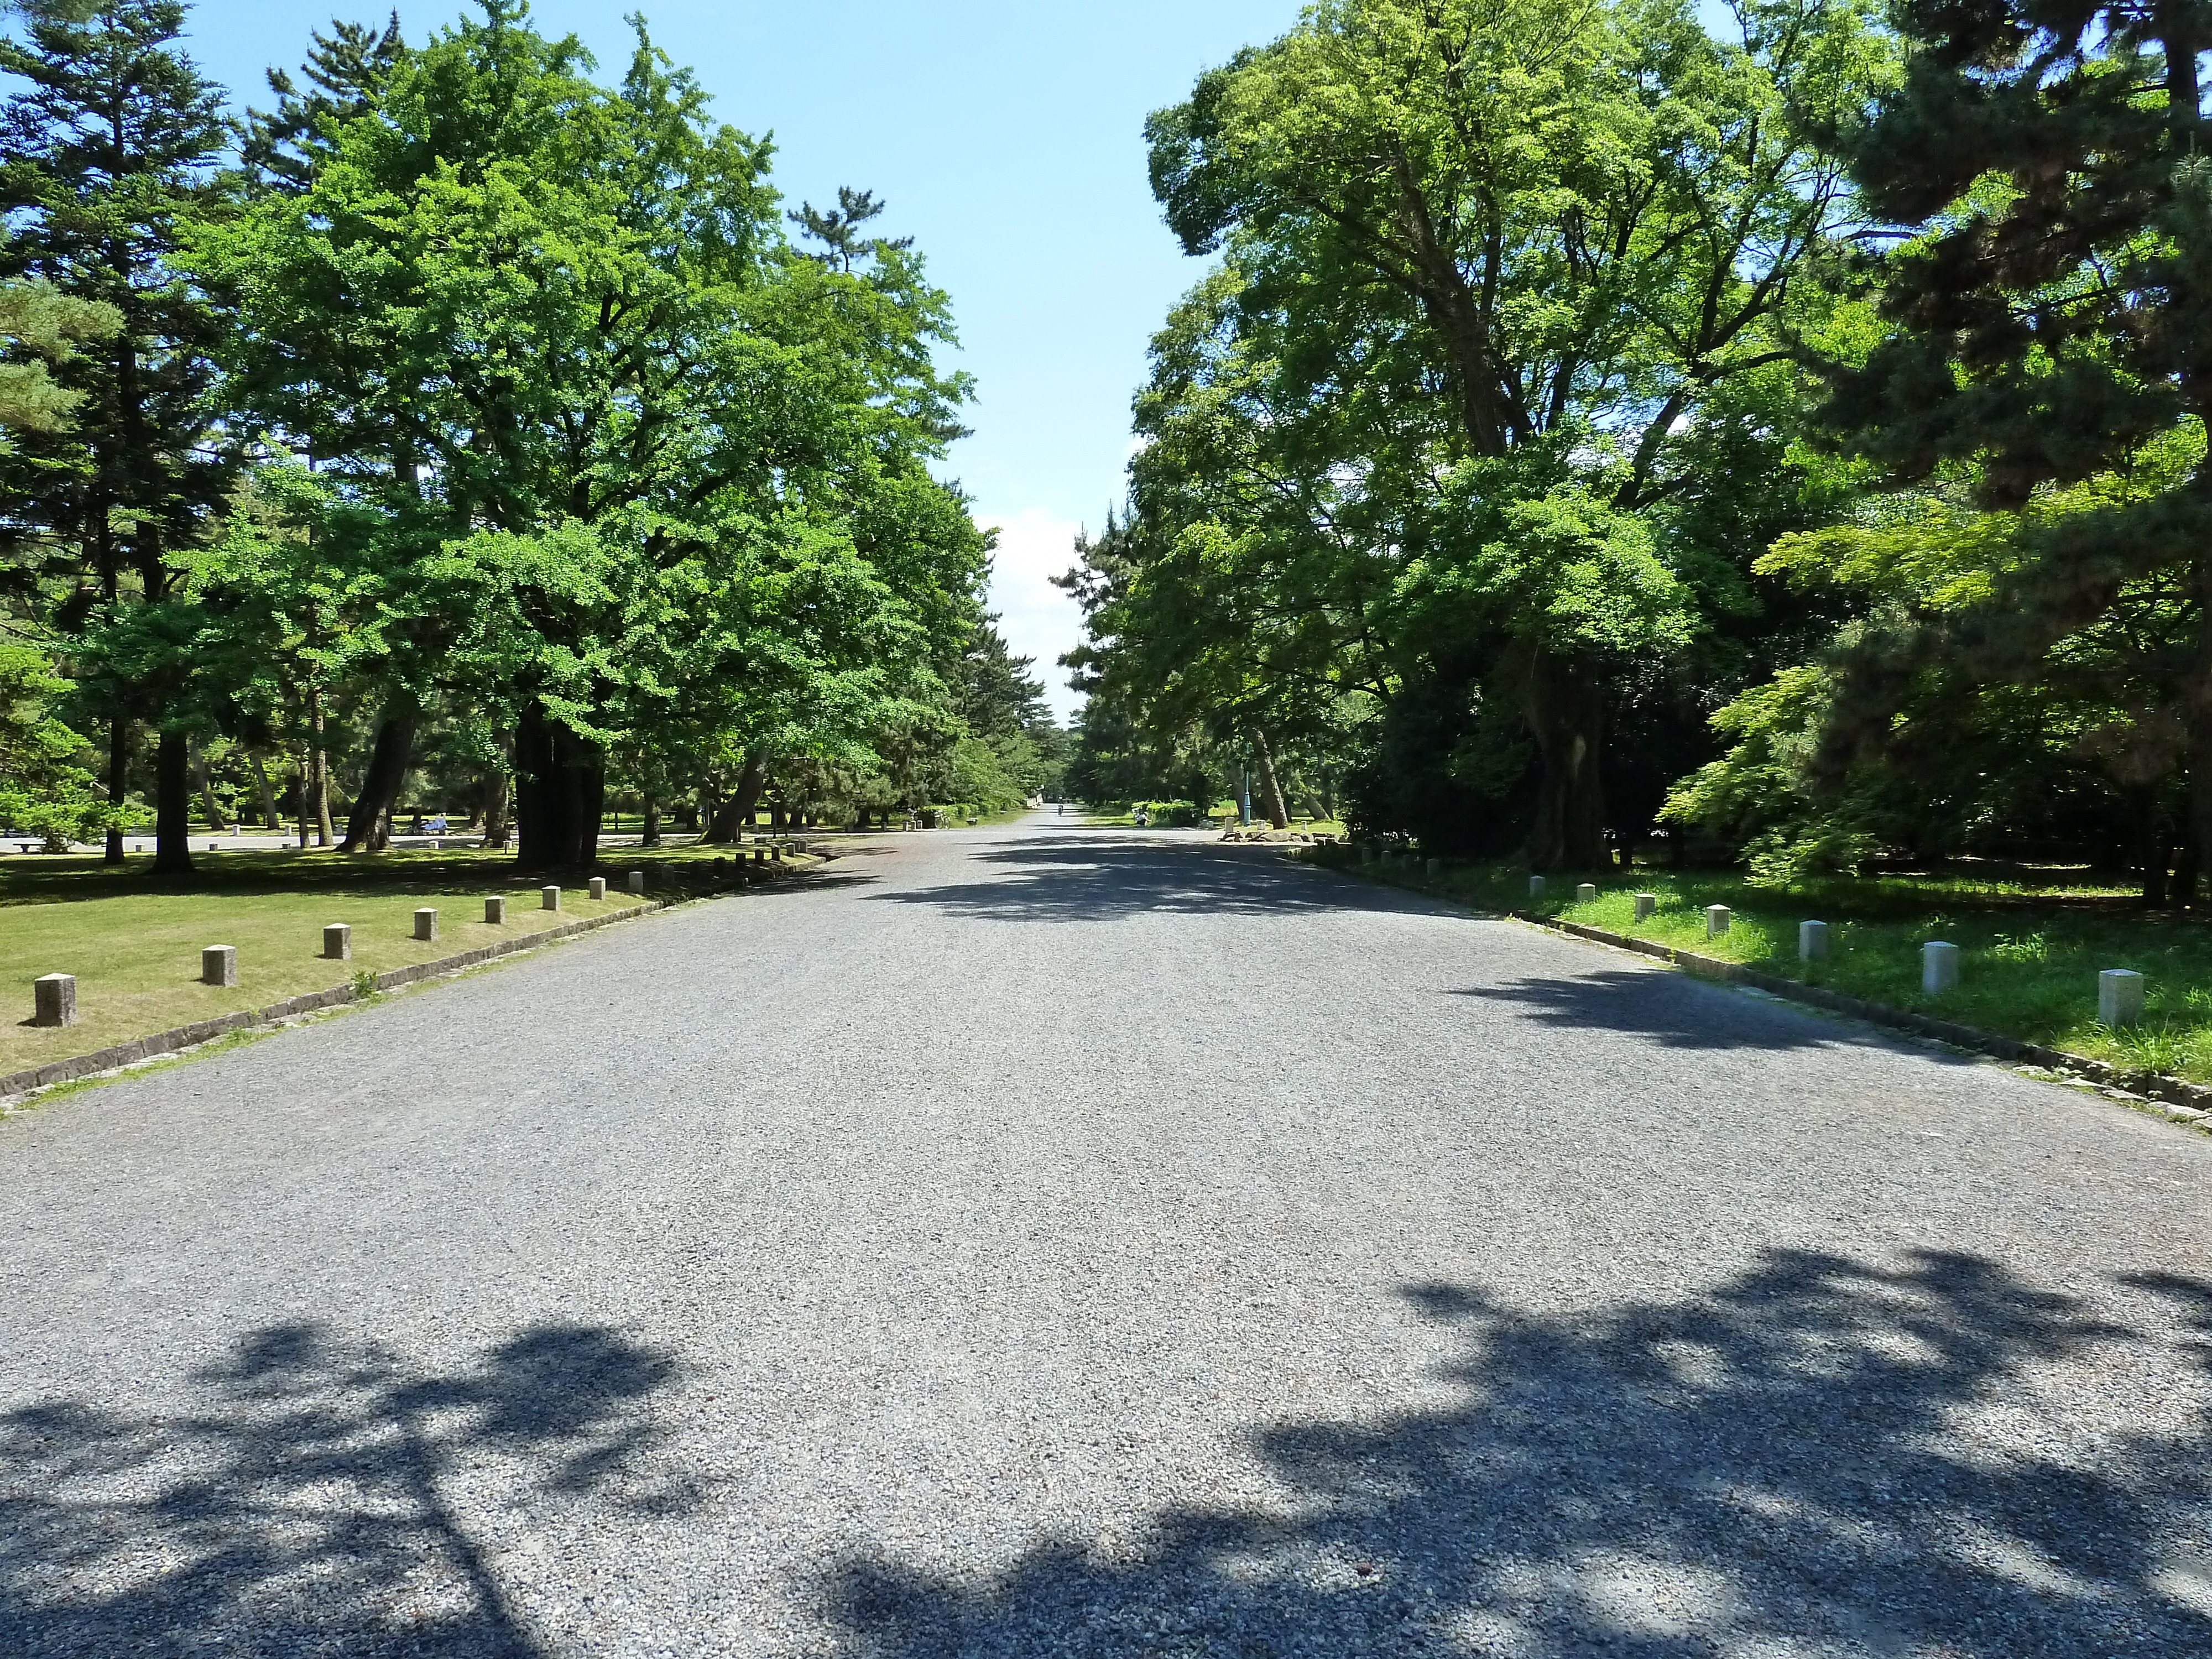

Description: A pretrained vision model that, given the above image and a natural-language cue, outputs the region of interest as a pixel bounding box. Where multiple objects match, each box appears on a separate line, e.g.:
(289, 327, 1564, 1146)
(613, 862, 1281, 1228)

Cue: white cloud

(979, 507, 1089, 726)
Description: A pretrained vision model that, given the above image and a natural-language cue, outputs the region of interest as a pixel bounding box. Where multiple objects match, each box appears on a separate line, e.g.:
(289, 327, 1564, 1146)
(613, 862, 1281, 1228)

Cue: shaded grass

(1332, 854, 2212, 1086)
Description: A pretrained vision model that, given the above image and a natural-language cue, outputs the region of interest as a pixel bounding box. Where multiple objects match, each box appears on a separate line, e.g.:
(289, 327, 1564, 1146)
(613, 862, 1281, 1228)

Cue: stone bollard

(1634, 893, 1657, 921)
(772, 847, 783, 862)
(413, 907, 437, 942)
(1799, 920, 1830, 962)
(1706, 905, 1731, 938)
(541, 885, 561, 911)
(1426, 857, 1440, 875)
(589, 876, 607, 901)
(2099, 968, 2145, 1026)
(484, 896, 506, 925)
(324, 923, 351, 961)
(1575, 883, 1598, 904)
(753, 848, 765, 863)
(201, 945, 236, 987)
(1528, 875, 1546, 900)
(627, 869, 644, 895)
(1922, 941, 1959, 994)
(33, 972, 75, 1027)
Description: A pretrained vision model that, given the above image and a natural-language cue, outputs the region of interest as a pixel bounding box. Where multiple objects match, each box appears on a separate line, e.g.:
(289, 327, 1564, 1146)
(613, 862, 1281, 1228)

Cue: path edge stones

(1287, 847, 2212, 1131)
(1522, 908, 2212, 1129)
(0, 857, 831, 1105)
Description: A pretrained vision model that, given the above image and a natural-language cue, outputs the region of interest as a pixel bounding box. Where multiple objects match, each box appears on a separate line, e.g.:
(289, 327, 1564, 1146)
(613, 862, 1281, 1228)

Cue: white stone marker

(627, 869, 645, 894)
(1634, 893, 1657, 921)
(413, 907, 438, 942)
(1576, 883, 1598, 904)
(2099, 968, 2145, 1026)
(484, 896, 505, 925)
(323, 923, 351, 961)
(1707, 905, 1731, 937)
(1426, 857, 1441, 875)
(589, 876, 607, 901)
(1922, 941, 1959, 994)
(201, 945, 236, 987)
(33, 972, 75, 1027)
(541, 885, 561, 911)
(1528, 875, 1547, 899)
(1799, 920, 1830, 962)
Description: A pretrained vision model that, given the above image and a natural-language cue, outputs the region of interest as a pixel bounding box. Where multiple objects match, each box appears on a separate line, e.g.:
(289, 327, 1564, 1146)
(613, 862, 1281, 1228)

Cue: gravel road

(3, 817, 2209, 1657)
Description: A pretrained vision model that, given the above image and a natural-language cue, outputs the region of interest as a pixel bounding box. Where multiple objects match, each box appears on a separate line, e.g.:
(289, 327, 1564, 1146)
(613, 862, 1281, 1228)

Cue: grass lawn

(0, 838, 796, 1078)
(1326, 852, 2212, 1085)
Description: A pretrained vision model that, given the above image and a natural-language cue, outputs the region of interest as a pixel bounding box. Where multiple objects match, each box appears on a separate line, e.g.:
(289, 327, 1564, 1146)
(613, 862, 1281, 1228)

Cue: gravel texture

(2, 817, 2209, 1657)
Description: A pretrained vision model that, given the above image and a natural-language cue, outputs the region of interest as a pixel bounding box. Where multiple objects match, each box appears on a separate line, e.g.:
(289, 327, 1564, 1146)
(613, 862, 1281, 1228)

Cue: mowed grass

(0, 844, 687, 1076)
(1333, 854, 2212, 1084)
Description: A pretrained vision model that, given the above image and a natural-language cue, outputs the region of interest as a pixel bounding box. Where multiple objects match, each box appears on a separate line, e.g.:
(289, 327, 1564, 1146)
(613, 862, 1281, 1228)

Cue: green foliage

(1069, 0, 1890, 863)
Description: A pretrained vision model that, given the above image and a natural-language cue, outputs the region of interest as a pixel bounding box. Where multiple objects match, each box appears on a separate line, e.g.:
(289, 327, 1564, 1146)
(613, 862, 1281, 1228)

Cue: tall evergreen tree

(1824, 0, 2212, 880)
(0, 0, 233, 872)
(241, 11, 407, 194)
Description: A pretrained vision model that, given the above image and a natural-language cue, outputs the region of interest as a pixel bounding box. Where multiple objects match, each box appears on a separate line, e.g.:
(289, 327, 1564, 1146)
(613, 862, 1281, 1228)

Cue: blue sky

(178, 0, 1308, 719)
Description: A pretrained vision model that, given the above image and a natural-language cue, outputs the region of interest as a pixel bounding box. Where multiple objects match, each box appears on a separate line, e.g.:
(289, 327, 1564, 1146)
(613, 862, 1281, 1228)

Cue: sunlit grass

(1335, 854, 2212, 1085)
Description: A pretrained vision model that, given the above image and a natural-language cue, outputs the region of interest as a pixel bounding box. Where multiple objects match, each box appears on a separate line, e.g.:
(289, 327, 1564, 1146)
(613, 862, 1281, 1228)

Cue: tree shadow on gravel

(864, 838, 1412, 923)
(0, 1321, 690, 1658)
(1448, 970, 1965, 1061)
(831, 1249, 2212, 1657)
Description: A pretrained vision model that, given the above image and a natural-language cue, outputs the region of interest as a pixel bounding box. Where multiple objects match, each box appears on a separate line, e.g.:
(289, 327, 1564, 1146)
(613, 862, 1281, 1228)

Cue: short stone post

(1922, 941, 1959, 994)
(1575, 883, 1598, 904)
(323, 923, 351, 961)
(1634, 893, 1657, 921)
(484, 896, 505, 925)
(201, 945, 236, 987)
(541, 885, 561, 911)
(1528, 875, 1546, 900)
(589, 876, 607, 901)
(1799, 920, 1830, 962)
(627, 869, 644, 895)
(753, 848, 765, 863)
(32, 972, 75, 1027)
(772, 847, 783, 862)
(1425, 857, 1440, 876)
(2099, 968, 2145, 1026)
(1706, 905, 1731, 938)
(413, 907, 438, 942)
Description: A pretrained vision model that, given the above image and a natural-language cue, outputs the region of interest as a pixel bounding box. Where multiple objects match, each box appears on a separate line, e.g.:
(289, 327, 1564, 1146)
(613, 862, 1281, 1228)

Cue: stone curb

(0, 857, 822, 1104)
(1511, 909, 2212, 1121)
(1295, 850, 2211, 1125)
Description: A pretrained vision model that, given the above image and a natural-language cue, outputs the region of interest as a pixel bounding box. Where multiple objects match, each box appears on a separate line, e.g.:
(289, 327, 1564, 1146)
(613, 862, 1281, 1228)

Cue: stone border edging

(3, 886, 702, 1102)
(1511, 908, 2212, 1120)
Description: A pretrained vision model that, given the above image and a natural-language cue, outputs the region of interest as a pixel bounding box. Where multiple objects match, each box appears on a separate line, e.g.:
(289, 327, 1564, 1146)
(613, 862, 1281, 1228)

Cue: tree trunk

(249, 749, 280, 829)
(152, 731, 193, 874)
(2191, 552, 2212, 906)
(513, 700, 606, 870)
(1524, 649, 1608, 872)
(706, 750, 768, 841)
(307, 690, 334, 846)
(641, 796, 662, 848)
(1251, 731, 1292, 829)
(103, 714, 128, 862)
(189, 737, 223, 829)
(340, 709, 416, 853)
(481, 768, 513, 851)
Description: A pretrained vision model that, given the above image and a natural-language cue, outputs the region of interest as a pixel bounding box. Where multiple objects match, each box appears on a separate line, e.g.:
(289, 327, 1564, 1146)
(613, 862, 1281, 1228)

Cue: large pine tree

(1827, 0, 2212, 878)
(0, 0, 233, 872)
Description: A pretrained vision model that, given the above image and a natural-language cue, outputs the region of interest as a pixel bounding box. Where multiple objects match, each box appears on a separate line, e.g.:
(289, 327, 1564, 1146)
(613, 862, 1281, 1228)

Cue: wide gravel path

(3, 817, 2210, 1657)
